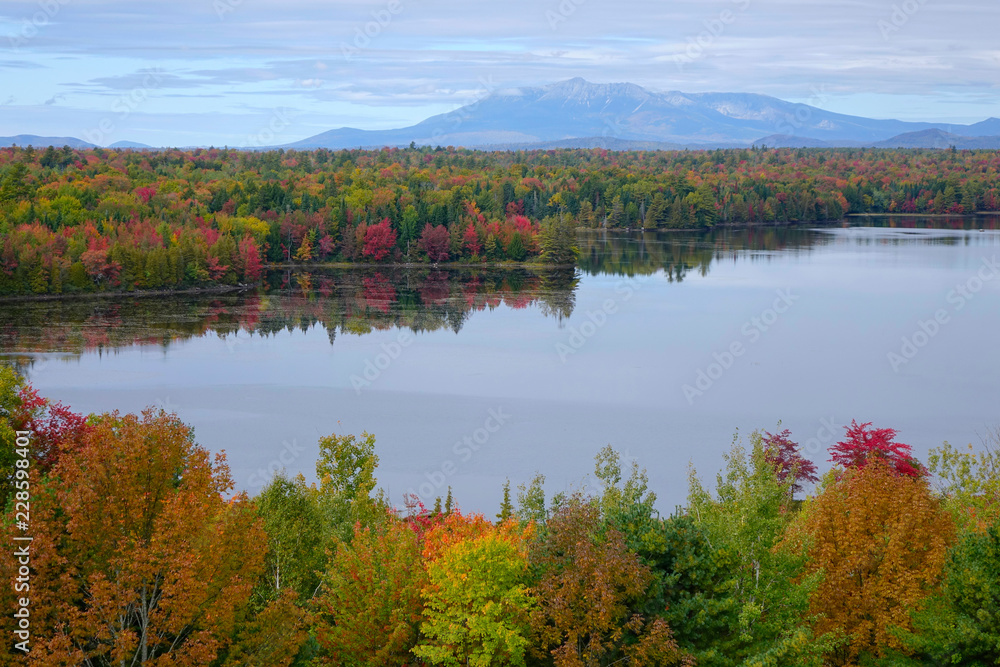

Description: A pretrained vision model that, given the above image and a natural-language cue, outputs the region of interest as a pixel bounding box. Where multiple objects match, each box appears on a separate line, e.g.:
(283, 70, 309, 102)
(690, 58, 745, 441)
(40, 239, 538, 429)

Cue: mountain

(0, 134, 96, 148)
(282, 78, 999, 150)
(109, 140, 154, 149)
(872, 129, 1000, 149)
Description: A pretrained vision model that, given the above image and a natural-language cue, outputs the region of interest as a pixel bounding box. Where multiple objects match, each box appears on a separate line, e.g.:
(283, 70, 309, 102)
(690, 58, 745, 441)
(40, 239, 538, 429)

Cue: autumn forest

(2, 144, 1000, 296)
(1, 366, 999, 666)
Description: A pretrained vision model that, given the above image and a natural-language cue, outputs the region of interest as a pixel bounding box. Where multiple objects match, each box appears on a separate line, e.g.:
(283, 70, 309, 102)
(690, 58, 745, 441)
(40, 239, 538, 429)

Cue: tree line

(2, 366, 998, 665)
(1, 144, 998, 295)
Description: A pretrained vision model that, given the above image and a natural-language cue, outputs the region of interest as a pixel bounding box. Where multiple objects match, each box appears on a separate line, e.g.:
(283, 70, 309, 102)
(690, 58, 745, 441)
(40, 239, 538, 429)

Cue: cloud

(3, 0, 1000, 143)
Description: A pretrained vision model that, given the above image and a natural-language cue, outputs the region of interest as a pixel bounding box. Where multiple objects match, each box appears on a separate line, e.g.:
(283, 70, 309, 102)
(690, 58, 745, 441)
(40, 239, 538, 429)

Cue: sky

(1, 0, 999, 147)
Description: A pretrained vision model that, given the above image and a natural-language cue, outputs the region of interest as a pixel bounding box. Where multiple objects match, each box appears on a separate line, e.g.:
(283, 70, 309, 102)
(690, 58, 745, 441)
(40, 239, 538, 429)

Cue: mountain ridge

(4, 79, 1000, 150)
(281, 78, 999, 150)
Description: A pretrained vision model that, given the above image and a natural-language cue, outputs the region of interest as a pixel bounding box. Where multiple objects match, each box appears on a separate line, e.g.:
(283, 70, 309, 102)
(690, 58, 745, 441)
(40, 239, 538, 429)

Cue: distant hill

(0, 134, 96, 149)
(109, 140, 154, 149)
(872, 129, 1000, 149)
(281, 78, 1000, 150)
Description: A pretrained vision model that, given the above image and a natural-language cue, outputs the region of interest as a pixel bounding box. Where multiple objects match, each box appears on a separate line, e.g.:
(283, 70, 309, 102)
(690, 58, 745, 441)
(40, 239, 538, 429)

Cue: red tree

(419, 224, 451, 262)
(762, 429, 819, 494)
(239, 236, 264, 281)
(463, 223, 482, 257)
(362, 218, 397, 261)
(12, 384, 90, 473)
(829, 420, 925, 478)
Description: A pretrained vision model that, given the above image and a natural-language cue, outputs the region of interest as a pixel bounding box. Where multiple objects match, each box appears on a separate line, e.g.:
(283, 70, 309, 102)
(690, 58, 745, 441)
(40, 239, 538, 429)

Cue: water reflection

(2, 215, 998, 372)
(578, 214, 1000, 276)
(0, 268, 579, 371)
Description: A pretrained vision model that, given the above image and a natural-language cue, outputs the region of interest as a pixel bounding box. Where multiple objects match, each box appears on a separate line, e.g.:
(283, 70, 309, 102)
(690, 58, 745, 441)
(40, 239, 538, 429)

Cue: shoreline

(2, 213, 995, 303)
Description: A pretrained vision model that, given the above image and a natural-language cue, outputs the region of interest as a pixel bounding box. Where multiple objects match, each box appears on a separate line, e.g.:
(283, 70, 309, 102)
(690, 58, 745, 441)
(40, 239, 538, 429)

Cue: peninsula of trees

(1, 144, 998, 296)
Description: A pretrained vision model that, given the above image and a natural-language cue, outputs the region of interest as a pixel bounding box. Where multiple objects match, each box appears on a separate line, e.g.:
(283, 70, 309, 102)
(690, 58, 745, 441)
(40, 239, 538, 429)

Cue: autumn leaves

(1, 366, 999, 665)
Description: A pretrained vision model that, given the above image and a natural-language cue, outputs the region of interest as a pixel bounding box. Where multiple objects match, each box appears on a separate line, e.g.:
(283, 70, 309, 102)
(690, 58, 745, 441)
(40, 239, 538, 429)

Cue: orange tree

(311, 517, 427, 667)
(529, 495, 690, 667)
(0, 408, 288, 666)
(784, 461, 955, 665)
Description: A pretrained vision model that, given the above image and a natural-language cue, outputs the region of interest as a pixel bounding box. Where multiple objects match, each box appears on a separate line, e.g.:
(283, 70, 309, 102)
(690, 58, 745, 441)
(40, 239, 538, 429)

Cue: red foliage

(205, 254, 229, 281)
(318, 235, 336, 258)
(829, 420, 926, 478)
(462, 224, 482, 256)
(134, 186, 157, 204)
(361, 273, 396, 313)
(361, 218, 397, 261)
(13, 384, 91, 472)
(762, 429, 819, 493)
(418, 223, 451, 262)
(238, 236, 264, 281)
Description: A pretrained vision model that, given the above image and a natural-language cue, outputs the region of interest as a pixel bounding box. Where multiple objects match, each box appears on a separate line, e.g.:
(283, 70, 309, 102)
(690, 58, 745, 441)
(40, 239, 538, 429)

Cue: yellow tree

(785, 462, 955, 665)
(413, 518, 536, 667)
(2, 409, 277, 666)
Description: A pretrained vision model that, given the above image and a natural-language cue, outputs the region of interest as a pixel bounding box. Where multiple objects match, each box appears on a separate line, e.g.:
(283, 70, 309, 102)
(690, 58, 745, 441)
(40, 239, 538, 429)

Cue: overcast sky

(2, 0, 999, 146)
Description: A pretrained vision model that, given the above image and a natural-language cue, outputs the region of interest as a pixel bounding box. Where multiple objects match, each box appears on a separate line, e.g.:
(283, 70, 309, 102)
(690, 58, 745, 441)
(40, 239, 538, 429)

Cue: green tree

(255, 472, 325, 602)
(928, 436, 1000, 531)
(901, 521, 1000, 665)
(539, 214, 580, 266)
(314, 431, 387, 543)
(414, 525, 536, 667)
(686, 432, 829, 666)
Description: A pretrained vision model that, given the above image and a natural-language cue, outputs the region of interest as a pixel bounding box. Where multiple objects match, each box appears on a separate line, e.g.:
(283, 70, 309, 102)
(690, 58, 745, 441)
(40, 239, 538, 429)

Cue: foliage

(419, 223, 451, 263)
(762, 428, 819, 495)
(0, 366, 90, 507)
(413, 520, 536, 667)
(928, 436, 1000, 531)
(313, 430, 386, 543)
(784, 463, 955, 665)
(685, 431, 829, 666)
(539, 213, 580, 266)
(900, 521, 1000, 665)
(529, 496, 690, 667)
(313, 518, 426, 667)
(0, 408, 272, 665)
(362, 217, 398, 261)
(4, 144, 999, 294)
(829, 419, 926, 478)
(255, 473, 325, 602)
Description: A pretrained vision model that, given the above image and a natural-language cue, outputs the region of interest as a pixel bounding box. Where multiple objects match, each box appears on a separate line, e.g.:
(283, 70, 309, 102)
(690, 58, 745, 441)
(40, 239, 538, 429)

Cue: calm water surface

(2, 216, 999, 512)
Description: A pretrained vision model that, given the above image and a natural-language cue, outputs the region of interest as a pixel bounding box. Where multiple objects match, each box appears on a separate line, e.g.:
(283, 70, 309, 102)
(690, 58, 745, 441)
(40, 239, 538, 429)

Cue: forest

(1, 366, 999, 666)
(1, 144, 999, 296)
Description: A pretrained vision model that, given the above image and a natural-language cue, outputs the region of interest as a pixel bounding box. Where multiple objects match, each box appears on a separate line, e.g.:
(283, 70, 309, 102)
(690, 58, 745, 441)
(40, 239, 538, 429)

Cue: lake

(2, 215, 999, 514)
